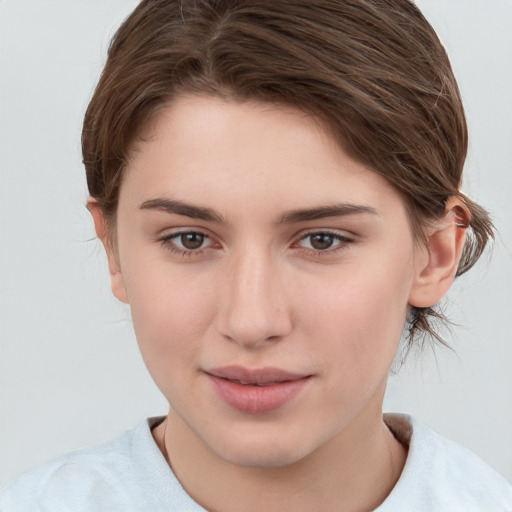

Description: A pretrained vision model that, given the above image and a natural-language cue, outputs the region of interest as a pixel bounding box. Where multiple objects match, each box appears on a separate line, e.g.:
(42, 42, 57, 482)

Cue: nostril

(216, 271, 293, 347)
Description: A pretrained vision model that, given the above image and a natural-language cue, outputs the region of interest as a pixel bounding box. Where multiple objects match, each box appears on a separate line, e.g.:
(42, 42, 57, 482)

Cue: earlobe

(87, 199, 129, 304)
(409, 200, 469, 308)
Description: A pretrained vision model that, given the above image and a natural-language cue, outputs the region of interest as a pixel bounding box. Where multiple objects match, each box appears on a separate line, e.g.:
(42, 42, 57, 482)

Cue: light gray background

(0, 0, 511, 486)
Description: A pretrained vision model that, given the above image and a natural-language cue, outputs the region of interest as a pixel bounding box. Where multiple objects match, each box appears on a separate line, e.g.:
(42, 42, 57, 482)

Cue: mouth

(205, 366, 312, 414)
(207, 365, 309, 385)
(222, 380, 288, 387)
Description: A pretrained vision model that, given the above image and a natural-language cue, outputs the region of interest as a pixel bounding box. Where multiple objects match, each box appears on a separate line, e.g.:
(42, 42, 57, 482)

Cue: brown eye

(309, 234, 335, 250)
(159, 230, 218, 256)
(297, 231, 353, 253)
(179, 232, 205, 250)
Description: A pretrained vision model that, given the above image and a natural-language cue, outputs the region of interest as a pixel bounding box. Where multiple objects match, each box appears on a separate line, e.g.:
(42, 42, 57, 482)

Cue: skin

(90, 95, 467, 512)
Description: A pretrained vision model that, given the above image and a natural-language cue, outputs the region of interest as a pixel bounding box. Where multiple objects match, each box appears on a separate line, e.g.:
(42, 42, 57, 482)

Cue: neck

(153, 404, 407, 512)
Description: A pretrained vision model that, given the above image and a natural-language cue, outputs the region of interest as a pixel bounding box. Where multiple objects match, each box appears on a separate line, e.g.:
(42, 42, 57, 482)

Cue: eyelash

(158, 230, 215, 257)
(296, 230, 354, 255)
(158, 230, 354, 257)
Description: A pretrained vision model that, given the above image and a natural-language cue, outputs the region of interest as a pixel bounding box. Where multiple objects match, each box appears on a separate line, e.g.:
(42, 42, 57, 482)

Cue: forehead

(122, 95, 409, 223)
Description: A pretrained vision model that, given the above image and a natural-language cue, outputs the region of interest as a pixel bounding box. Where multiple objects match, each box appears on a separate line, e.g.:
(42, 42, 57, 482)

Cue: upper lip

(206, 366, 309, 385)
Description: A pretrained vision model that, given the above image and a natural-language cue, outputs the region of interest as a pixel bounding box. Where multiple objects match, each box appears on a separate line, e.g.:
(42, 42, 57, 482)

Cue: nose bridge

(217, 244, 291, 348)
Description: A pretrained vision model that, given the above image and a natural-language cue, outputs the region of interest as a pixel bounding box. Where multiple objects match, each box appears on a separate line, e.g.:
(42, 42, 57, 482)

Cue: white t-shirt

(1, 414, 511, 511)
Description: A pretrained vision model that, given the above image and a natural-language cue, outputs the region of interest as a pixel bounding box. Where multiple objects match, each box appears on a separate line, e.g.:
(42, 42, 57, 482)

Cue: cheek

(297, 253, 413, 371)
(123, 260, 217, 374)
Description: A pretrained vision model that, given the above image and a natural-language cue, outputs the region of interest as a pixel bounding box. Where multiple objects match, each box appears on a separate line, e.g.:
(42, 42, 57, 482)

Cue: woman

(1, 0, 511, 510)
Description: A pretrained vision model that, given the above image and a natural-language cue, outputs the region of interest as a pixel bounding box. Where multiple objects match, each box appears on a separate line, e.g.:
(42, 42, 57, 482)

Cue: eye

(176, 232, 206, 250)
(158, 229, 216, 255)
(297, 231, 353, 253)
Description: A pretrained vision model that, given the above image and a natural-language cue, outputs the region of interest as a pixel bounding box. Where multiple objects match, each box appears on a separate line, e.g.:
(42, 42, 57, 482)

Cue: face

(109, 95, 427, 467)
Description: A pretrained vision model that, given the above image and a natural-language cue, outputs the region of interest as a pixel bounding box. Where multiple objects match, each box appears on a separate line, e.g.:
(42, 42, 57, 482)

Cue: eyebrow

(139, 198, 379, 224)
(278, 204, 379, 224)
(139, 198, 226, 223)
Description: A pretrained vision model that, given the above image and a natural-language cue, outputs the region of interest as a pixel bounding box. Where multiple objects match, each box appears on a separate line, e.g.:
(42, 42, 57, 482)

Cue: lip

(206, 366, 312, 414)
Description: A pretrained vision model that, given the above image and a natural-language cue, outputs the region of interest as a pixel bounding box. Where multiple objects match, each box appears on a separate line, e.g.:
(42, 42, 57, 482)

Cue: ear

(87, 199, 129, 304)
(408, 199, 469, 308)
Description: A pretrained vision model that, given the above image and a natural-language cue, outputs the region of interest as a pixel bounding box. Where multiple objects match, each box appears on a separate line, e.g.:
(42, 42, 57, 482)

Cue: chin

(205, 428, 316, 469)
(218, 446, 307, 469)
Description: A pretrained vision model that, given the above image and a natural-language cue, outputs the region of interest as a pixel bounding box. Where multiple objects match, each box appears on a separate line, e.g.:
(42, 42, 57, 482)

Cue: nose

(216, 248, 293, 349)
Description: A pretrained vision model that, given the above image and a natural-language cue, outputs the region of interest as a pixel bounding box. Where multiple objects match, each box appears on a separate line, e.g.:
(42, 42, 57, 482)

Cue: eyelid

(157, 228, 220, 255)
(156, 227, 355, 257)
(293, 229, 355, 253)
(297, 228, 355, 242)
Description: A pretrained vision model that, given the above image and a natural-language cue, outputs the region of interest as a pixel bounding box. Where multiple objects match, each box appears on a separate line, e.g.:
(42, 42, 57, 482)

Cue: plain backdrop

(0, 0, 511, 486)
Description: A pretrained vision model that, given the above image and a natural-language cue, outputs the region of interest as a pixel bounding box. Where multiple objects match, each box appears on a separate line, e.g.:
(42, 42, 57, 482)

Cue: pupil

(310, 234, 334, 250)
(181, 233, 204, 250)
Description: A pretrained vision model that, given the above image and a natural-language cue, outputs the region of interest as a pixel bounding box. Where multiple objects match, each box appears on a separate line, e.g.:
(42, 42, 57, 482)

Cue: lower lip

(207, 374, 311, 414)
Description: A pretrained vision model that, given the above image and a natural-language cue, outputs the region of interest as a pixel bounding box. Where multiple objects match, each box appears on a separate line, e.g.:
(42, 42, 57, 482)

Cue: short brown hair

(82, 0, 494, 346)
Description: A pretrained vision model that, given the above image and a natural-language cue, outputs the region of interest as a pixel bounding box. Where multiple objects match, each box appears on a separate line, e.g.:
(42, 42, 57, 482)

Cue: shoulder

(0, 417, 203, 512)
(0, 422, 142, 512)
(378, 414, 512, 512)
